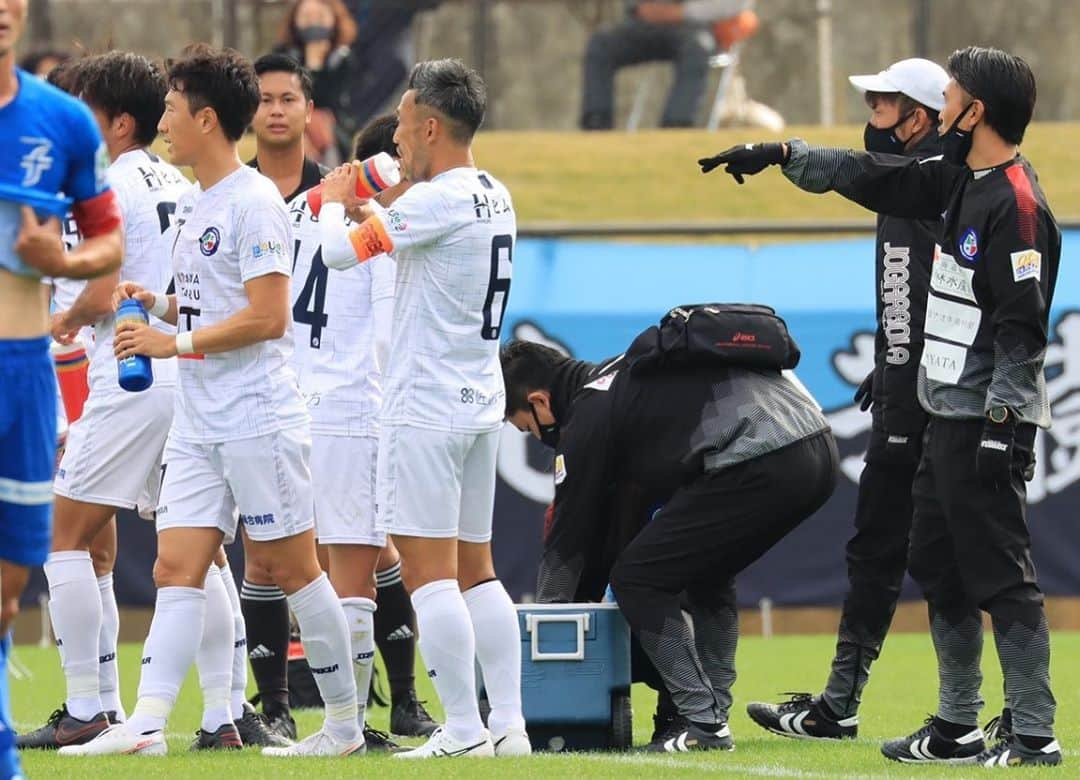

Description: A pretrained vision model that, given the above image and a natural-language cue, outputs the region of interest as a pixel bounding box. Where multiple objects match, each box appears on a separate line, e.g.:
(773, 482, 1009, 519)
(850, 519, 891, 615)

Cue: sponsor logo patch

(385, 208, 408, 232)
(251, 239, 284, 258)
(584, 371, 617, 391)
(1010, 249, 1042, 283)
(554, 454, 567, 485)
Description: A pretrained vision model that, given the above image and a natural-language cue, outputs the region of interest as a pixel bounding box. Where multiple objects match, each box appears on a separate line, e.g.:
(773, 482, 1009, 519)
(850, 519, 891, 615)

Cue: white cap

(848, 58, 949, 112)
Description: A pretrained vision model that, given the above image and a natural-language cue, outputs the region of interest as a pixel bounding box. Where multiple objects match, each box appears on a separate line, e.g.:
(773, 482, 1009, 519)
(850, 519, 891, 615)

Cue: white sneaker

(491, 727, 532, 756)
(262, 728, 364, 757)
(393, 726, 494, 759)
(57, 724, 167, 756)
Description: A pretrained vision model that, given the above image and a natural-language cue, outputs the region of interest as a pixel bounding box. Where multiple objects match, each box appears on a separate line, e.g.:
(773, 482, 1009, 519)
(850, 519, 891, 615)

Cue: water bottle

(115, 299, 154, 392)
(306, 152, 401, 217)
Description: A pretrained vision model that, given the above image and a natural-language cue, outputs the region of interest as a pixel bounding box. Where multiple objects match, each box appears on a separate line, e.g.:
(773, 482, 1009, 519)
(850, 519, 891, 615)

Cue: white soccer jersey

(170, 165, 308, 443)
(287, 192, 394, 437)
(86, 149, 189, 392)
(371, 167, 514, 433)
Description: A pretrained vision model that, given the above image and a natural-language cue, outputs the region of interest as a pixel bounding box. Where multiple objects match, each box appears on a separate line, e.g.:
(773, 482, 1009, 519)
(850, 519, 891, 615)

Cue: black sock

(1016, 734, 1055, 751)
(655, 686, 678, 721)
(933, 716, 977, 739)
(240, 580, 291, 715)
(374, 561, 417, 704)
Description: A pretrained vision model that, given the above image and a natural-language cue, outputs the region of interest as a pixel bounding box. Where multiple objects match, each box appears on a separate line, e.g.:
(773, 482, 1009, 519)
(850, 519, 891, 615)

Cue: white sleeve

(237, 198, 293, 282)
(369, 255, 395, 374)
(320, 202, 360, 270)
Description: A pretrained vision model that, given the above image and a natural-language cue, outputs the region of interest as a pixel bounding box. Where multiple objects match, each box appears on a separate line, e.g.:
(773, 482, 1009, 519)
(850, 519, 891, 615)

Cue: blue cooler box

(480, 602, 633, 752)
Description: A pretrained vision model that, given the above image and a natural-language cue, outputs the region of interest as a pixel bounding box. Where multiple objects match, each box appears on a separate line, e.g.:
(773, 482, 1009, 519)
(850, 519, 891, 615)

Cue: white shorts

(156, 425, 314, 544)
(54, 385, 174, 516)
(376, 425, 499, 543)
(311, 434, 383, 546)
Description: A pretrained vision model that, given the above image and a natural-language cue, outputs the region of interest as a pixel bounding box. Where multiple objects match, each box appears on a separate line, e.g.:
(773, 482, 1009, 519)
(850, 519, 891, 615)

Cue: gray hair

(407, 58, 486, 143)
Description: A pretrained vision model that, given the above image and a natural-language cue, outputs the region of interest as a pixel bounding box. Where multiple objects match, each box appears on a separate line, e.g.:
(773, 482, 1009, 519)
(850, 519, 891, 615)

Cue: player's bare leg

(459, 540, 529, 756)
(0, 562, 28, 635)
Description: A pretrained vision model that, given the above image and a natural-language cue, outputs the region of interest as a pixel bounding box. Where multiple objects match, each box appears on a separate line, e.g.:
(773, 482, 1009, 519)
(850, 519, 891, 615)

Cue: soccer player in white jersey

(319, 58, 528, 759)
(16, 52, 188, 751)
(60, 45, 361, 758)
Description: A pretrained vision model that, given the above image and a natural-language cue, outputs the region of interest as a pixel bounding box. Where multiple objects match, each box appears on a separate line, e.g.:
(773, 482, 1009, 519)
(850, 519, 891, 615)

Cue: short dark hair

(863, 91, 940, 125)
(946, 46, 1036, 145)
(407, 58, 486, 143)
(78, 52, 167, 147)
(352, 114, 398, 160)
(253, 52, 314, 102)
(44, 56, 86, 95)
(19, 47, 71, 77)
(500, 340, 566, 416)
(166, 45, 260, 142)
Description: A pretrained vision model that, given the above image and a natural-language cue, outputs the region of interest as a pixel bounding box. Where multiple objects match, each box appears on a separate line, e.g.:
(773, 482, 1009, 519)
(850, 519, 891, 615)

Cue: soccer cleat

(264, 708, 298, 741)
(491, 727, 532, 756)
(361, 725, 398, 752)
(236, 702, 292, 748)
(746, 693, 858, 740)
(262, 729, 364, 757)
(390, 691, 440, 737)
(976, 737, 1062, 767)
(646, 722, 734, 753)
(190, 723, 243, 751)
(392, 726, 495, 759)
(881, 717, 985, 763)
(984, 708, 1013, 744)
(16, 706, 111, 749)
(57, 723, 167, 756)
(647, 712, 691, 750)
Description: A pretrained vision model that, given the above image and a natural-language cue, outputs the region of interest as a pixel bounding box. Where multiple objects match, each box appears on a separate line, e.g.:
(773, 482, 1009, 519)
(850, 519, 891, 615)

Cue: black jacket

(537, 357, 829, 602)
(784, 141, 1060, 428)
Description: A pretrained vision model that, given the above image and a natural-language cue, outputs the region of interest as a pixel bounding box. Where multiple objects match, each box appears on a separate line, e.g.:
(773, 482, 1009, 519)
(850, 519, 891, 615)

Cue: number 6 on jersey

(482, 233, 512, 341)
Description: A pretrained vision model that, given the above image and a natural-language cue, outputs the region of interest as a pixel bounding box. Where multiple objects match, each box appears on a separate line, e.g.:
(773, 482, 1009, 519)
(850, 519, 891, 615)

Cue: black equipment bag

(625, 303, 800, 375)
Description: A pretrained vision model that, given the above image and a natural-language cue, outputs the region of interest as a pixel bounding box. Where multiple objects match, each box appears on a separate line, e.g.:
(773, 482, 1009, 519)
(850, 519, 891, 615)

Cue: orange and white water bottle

(306, 152, 400, 217)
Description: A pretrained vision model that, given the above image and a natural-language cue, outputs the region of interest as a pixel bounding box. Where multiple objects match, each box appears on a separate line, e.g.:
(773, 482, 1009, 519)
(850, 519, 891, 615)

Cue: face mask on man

(941, 102, 976, 165)
(863, 111, 914, 154)
(297, 24, 333, 44)
(531, 404, 560, 448)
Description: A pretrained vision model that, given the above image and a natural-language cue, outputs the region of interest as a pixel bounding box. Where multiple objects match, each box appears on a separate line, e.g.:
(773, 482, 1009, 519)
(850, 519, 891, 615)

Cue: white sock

(45, 550, 103, 721)
(464, 579, 525, 735)
(288, 574, 358, 742)
(218, 563, 248, 720)
(129, 586, 206, 734)
(96, 573, 125, 722)
(196, 565, 235, 732)
(412, 579, 484, 744)
(340, 597, 377, 728)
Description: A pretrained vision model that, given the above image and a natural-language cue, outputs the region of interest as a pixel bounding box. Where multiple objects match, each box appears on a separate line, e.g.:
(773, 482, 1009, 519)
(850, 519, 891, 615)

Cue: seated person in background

(581, 0, 752, 129)
(274, 0, 357, 163)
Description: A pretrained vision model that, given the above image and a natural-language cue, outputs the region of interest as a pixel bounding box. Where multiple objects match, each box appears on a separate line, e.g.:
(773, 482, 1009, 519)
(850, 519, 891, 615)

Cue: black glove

(698, 142, 789, 183)
(853, 371, 874, 412)
(976, 414, 1015, 487)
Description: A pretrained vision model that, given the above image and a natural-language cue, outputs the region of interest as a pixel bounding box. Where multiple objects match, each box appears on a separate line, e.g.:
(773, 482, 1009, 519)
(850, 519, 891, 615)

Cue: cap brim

(848, 74, 897, 94)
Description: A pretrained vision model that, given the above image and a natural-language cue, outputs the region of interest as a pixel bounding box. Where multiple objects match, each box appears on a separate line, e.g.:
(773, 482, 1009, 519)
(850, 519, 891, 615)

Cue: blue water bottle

(115, 299, 154, 392)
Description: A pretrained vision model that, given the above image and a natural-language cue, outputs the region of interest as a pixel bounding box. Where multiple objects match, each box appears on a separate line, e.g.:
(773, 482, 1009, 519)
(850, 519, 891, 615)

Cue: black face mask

(863, 111, 914, 154)
(941, 102, 976, 166)
(531, 404, 560, 448)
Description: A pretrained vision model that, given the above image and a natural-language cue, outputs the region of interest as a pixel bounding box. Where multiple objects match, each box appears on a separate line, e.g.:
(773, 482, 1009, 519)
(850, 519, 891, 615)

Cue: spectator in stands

(19, 47, 71, 78)
(581, 0, 753, 129)
(274, 0, 357, 162)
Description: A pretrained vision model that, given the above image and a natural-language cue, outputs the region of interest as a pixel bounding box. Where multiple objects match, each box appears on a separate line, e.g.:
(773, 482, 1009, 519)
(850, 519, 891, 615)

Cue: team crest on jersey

(385, 209, 408, 232)
(958, 228, 979, 261)
(199, 227, 221, 256)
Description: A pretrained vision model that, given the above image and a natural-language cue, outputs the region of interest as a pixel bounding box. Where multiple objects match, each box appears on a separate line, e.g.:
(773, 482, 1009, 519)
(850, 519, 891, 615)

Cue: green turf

(11, 631, 1079, 777)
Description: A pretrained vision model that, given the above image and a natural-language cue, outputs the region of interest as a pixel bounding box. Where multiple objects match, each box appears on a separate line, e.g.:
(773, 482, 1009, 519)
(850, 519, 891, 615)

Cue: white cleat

(491, 727, 532, 756)
(393, 726, 495, 759)
(57, 724, 167, 756)
(262, 728, 364, 757)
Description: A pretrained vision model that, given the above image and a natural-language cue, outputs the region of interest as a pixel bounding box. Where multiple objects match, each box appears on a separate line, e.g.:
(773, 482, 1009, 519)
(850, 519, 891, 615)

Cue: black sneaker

(984, 708, 1013, 743)
(390, 691, 439, 737)
(746, 693, 857, 740)
(645, 722, 734, 753)
(264, 708, 298, 741)
(648, 712, 691, 748)
(16, 706, 111, 749)
(236, 702, 291, 748)
(361, 725, 398, 752)
(881, 716, 985, 764)
(190, 722, 243, 750)
(976, 736, 1062, 767)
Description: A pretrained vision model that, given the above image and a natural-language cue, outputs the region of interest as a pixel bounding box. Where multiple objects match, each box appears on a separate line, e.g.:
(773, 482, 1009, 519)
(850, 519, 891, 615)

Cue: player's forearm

(184, 304, 287, 355)
(148, 293, 179, 326)
(320, 203, 361, 270)
(59, 228, 125, 280)
(62, 270, 120, 329)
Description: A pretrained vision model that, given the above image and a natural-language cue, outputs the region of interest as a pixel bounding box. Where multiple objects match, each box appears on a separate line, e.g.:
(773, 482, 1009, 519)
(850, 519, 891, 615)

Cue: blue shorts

(0, 337, 55, 566)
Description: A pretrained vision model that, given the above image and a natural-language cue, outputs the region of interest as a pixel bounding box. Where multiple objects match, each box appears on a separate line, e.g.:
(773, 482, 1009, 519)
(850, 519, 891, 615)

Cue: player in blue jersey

(0, 1, 123, 775)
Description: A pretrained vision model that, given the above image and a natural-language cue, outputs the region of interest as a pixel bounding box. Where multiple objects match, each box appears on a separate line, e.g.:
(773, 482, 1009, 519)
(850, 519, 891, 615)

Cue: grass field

(11, 632, 1080, 778)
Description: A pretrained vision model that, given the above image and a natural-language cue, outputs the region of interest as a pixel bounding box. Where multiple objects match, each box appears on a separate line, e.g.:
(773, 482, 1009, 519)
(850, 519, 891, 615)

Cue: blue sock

(0, 633, 25, 780)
